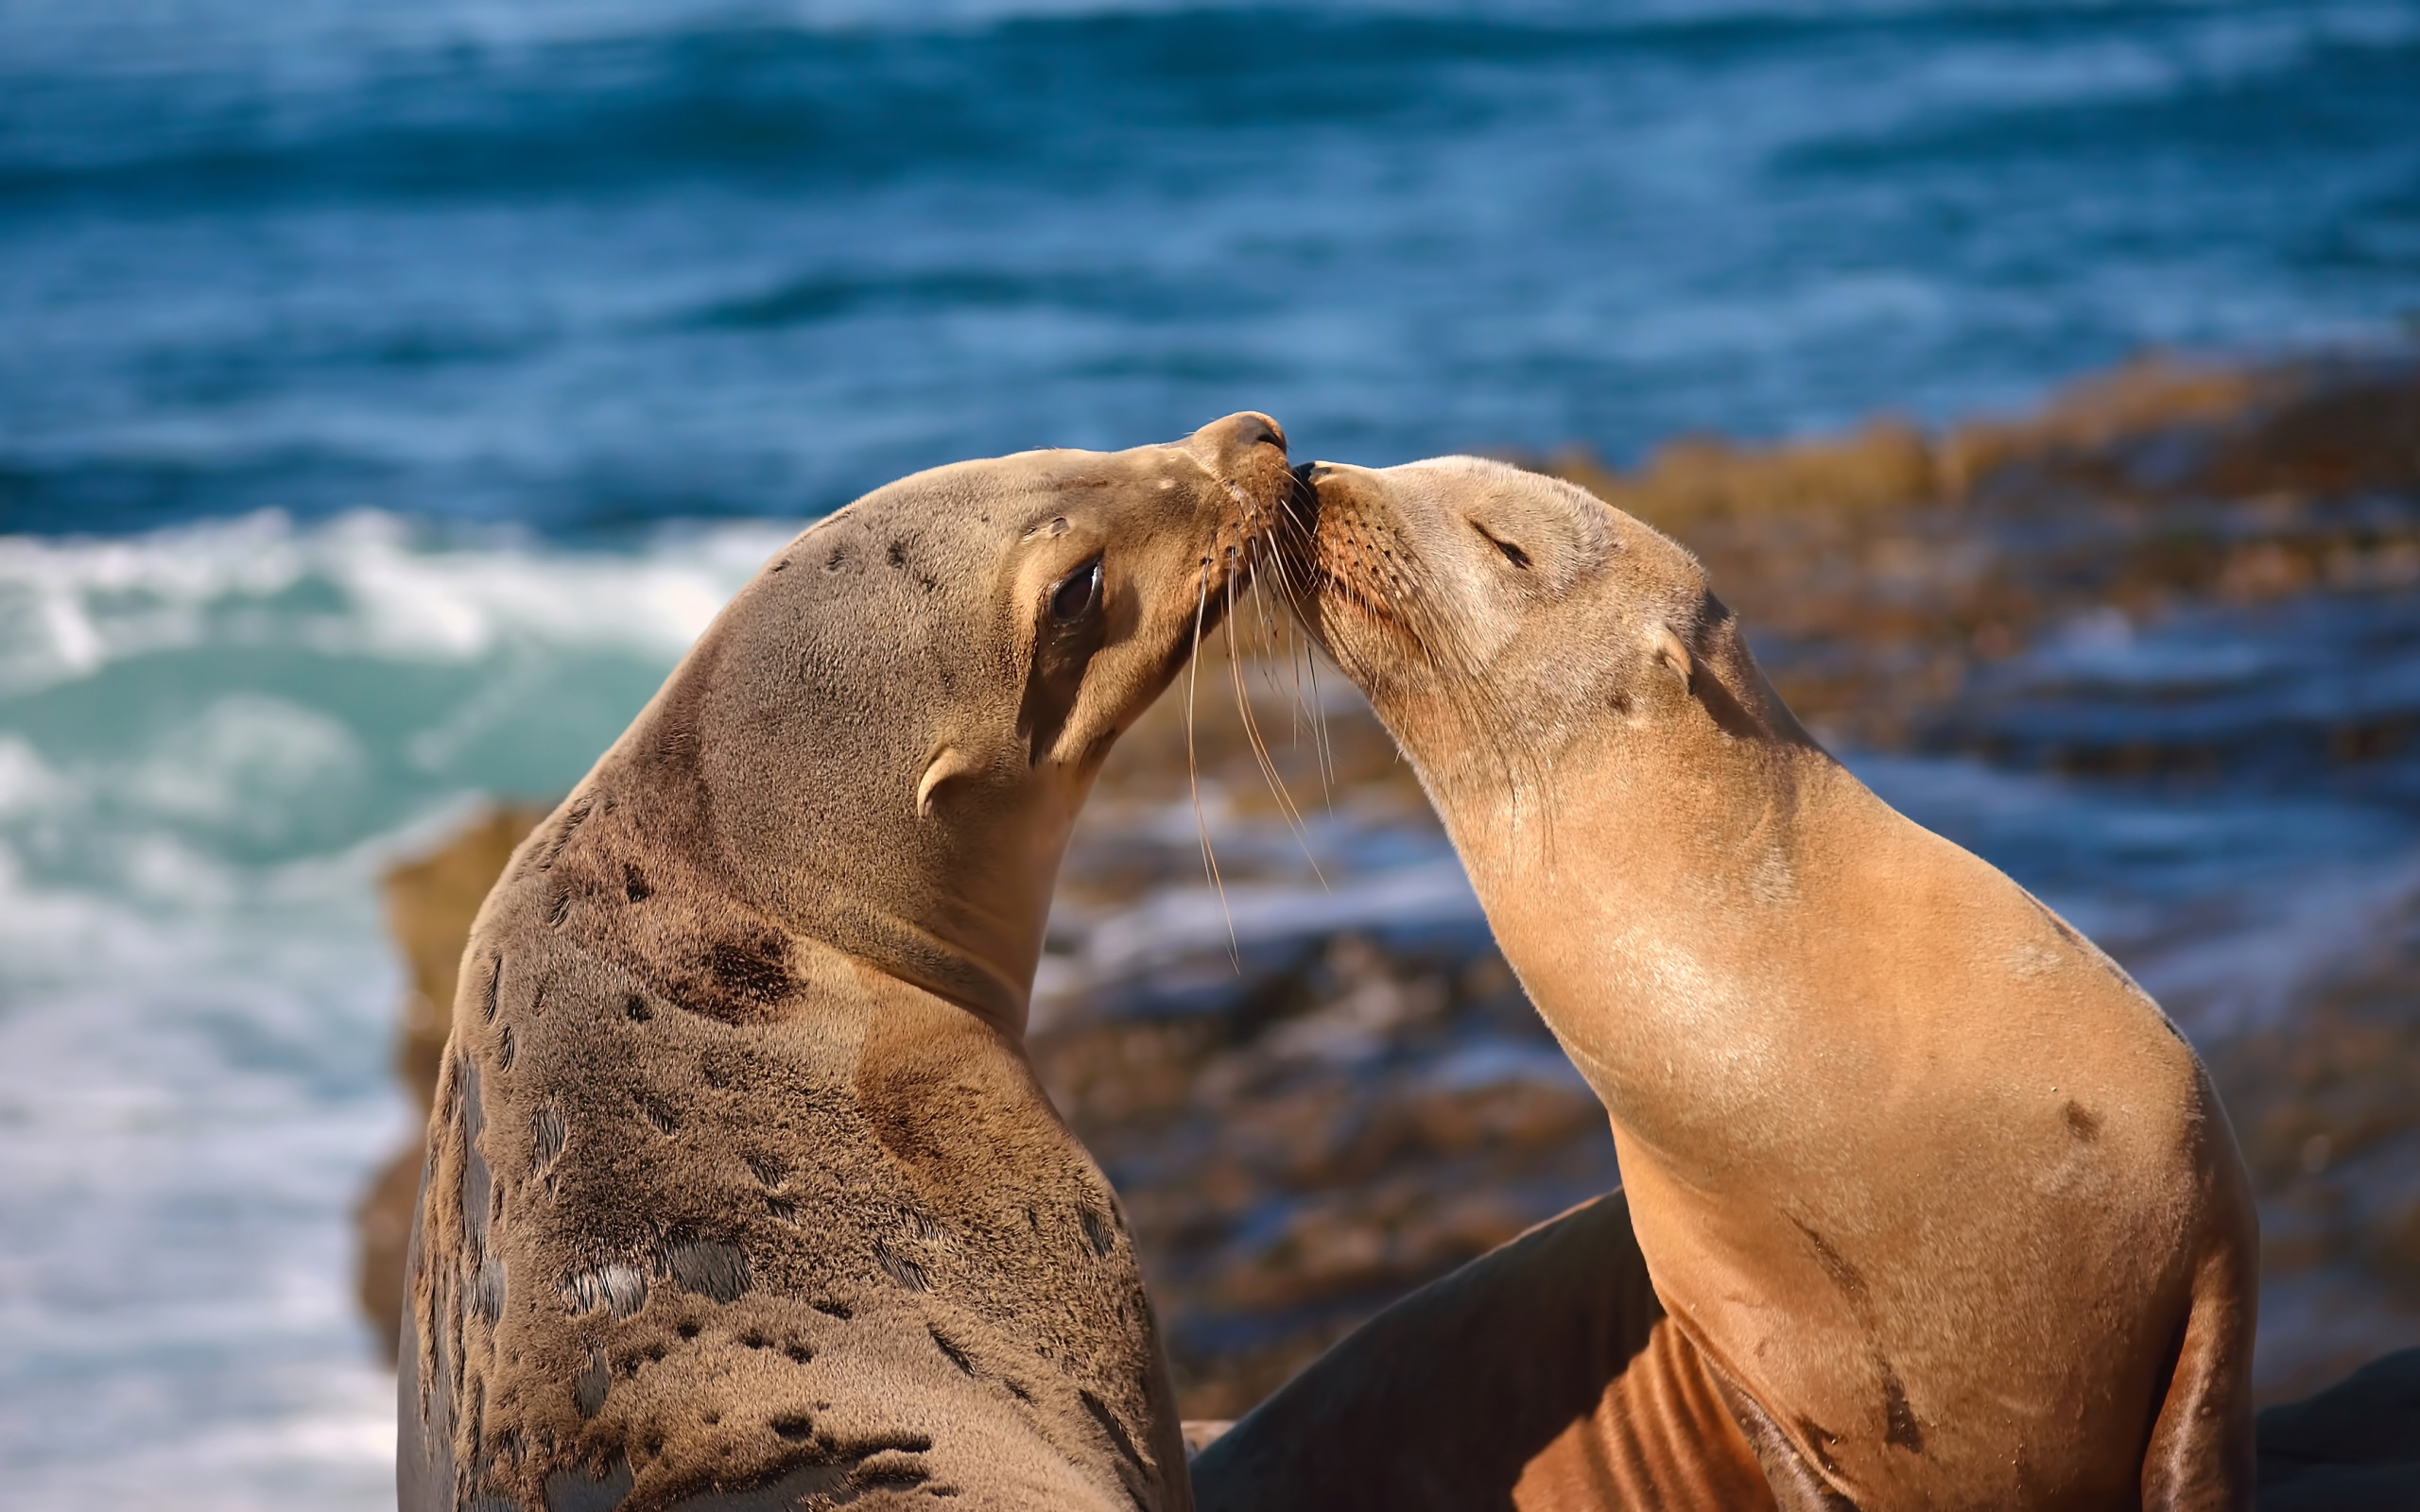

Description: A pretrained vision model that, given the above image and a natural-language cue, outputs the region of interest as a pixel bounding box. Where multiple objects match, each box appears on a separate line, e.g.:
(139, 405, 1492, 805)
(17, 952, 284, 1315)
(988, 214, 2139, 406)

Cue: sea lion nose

(1229, 412, 1286, 454)
(1188, 411, 1288, 471)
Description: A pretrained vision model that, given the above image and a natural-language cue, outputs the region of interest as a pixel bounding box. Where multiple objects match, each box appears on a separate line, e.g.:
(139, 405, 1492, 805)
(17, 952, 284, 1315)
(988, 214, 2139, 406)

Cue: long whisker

(1314, 506, 1558, 863)
(1305, 645, 1337, 799)
(1253, 535, 1323, 741)
(1275, 585, 1337, 812)
(1187, 563, 1238, 963)
(1246, 572, 1299, 729)
(1259, 480, 1338, 800)
(1224, 572, 1327, 890)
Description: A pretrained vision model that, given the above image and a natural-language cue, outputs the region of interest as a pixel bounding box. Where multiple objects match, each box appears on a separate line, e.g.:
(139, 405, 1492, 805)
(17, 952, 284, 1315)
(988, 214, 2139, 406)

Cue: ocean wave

(0, 610, 458, 1503)
(0, 511, 793, 1505)
(0, 509, 787, 696)
(0, 831, 405, 1511)
(0, 509, 788, 905)
(683, 264, 1183, 331)
(6, 0, 2412, 541)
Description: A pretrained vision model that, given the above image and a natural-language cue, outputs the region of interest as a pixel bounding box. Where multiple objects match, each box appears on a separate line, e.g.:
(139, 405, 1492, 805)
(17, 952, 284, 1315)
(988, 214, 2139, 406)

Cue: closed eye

(1470, 521, 1530, 570)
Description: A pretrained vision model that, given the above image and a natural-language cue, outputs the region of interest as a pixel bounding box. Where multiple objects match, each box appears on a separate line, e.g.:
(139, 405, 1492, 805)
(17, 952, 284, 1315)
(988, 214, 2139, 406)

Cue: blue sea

(2, 1, 2417, 1505)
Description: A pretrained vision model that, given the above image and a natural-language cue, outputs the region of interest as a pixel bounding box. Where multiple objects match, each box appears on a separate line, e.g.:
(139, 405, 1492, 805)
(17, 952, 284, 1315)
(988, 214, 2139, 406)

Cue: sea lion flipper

(1193, 1190, 1769, 1511)
(2140, 1239, 2258, 1511)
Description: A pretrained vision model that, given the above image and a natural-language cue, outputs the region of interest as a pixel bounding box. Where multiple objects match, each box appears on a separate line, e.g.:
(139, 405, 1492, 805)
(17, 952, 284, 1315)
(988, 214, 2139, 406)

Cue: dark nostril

(1233, 414, 1286, 454)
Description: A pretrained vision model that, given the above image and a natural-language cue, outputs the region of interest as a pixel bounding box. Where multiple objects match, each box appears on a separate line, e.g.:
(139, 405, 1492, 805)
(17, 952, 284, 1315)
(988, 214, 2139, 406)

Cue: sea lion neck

(1411, 636, 1861, 1169)
(593, 608, 1068, 1042)
(577, 414, 1293, 1043)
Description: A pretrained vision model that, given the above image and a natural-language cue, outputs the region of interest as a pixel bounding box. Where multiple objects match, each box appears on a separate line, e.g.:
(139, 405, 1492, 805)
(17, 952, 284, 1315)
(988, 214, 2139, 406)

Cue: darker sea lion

(1191, 1188, 1776, 1509)
(399, 413, 1292, 1512)
(1201, 455, 2257, 1509)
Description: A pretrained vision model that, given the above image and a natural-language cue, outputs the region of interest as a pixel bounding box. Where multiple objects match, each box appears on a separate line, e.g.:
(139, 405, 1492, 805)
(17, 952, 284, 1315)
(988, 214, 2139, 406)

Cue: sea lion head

(611, 411, 1292, 1034)
(1278, 455, 1805, 834)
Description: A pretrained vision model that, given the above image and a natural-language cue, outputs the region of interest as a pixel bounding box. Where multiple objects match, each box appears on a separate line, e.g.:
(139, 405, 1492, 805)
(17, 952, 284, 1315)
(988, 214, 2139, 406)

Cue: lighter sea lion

(1204, 455, 2257, 1509)
(399, 413, 1292, 1512)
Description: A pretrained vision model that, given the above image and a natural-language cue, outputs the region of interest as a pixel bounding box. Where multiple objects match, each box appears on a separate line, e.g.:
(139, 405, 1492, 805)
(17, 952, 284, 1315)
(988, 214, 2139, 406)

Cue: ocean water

(0, 517, 786, 1507)
(7, 0, 2420, 535)
(3, 1, 2419, 1505)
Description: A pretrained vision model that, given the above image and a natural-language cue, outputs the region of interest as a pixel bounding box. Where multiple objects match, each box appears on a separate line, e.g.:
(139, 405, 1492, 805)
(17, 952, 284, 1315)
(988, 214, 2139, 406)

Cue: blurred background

(3, 0, 2419, 1505)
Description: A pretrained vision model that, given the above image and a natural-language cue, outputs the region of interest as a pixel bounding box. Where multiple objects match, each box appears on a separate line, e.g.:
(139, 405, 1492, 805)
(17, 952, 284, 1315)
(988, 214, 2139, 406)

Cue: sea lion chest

(402, 794, 1178, 1512)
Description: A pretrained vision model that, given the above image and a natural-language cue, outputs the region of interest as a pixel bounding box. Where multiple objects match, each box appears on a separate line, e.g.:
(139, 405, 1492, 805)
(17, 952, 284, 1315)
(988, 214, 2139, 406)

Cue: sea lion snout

(1182, 409, 1288, 472)
(1176, 410, 1293, 558)
(1278, 456, 1683, 744)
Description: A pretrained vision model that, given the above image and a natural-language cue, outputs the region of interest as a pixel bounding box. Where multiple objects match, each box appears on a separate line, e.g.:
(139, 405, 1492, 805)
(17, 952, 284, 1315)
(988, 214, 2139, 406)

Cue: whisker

(1305, 645, 1338, 799)
(1246, 568, 1322, 773)
(1312, 507, 1561, 864)
(1261, 483, 1340, 800)
(1252, 534, 1322, 735)
(1186, 564, 1238, 964)
(1240, 487, 1327, 781)
(1223, 575, 1328, 890)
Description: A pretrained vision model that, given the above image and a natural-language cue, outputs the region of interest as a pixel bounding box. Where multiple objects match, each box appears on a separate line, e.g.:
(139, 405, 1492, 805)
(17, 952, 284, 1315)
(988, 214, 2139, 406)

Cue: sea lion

(398, 413, 1293, 1512)
(1204, 455, 2257, 1508)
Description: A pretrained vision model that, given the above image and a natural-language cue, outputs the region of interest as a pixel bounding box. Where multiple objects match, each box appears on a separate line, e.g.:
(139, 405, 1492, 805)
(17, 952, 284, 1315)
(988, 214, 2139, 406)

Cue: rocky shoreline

(357, 345, 2420, 1491)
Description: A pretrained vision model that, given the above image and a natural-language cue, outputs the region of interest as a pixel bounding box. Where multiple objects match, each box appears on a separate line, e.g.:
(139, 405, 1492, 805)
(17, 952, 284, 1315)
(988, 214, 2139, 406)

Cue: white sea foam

(0, 510, 794, 697)
(0, 855, 406, 1510)
(0, 511, 803, 1511)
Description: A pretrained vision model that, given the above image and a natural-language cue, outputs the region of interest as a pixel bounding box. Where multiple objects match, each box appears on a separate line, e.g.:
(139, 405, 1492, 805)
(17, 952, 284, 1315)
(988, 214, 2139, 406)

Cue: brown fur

(398, 415, 1293, 1512)
(1242, 455, 2257, 1509)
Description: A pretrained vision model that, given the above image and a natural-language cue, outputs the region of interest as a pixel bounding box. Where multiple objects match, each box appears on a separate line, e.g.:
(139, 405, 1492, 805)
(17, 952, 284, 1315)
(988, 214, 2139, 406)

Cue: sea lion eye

(1471, 521, 1530, 570)
(1049, 558, 1102, 625)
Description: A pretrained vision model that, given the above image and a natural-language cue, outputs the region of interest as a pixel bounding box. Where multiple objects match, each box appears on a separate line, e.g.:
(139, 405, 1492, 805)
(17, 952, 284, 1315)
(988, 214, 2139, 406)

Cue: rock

(353, 1142, 425, 1364)
(1180, 1420, 1235, 1461)
(1542, 344, 2420, 758)
(354, 802, 550, 1363)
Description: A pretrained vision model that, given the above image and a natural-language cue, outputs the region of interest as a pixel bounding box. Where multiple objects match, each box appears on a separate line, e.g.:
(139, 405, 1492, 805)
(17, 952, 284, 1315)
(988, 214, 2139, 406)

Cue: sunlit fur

(1281, 455, 1769, 856)
(1248, 455, 2256, 1511)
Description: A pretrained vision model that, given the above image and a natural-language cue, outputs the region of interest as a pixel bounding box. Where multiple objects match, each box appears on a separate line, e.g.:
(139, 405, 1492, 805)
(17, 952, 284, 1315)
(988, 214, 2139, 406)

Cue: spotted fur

(401, 416, 1294, 1512)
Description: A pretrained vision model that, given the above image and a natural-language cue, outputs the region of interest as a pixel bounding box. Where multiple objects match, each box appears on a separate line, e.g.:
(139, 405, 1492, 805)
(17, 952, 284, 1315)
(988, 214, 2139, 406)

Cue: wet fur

(400, 418, 1292, 1512)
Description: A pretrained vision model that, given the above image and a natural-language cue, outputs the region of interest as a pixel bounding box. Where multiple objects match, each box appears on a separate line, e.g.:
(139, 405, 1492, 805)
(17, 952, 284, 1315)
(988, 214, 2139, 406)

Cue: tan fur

(1251, 455, 2258, 1509)
(398, 415, 1292, 1512)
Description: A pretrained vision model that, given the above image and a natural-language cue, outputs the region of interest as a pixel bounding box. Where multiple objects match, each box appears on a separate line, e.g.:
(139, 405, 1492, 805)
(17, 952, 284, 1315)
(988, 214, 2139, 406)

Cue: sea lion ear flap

(917, 745, 979, 817)
(1651, 625, 1694, 691)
